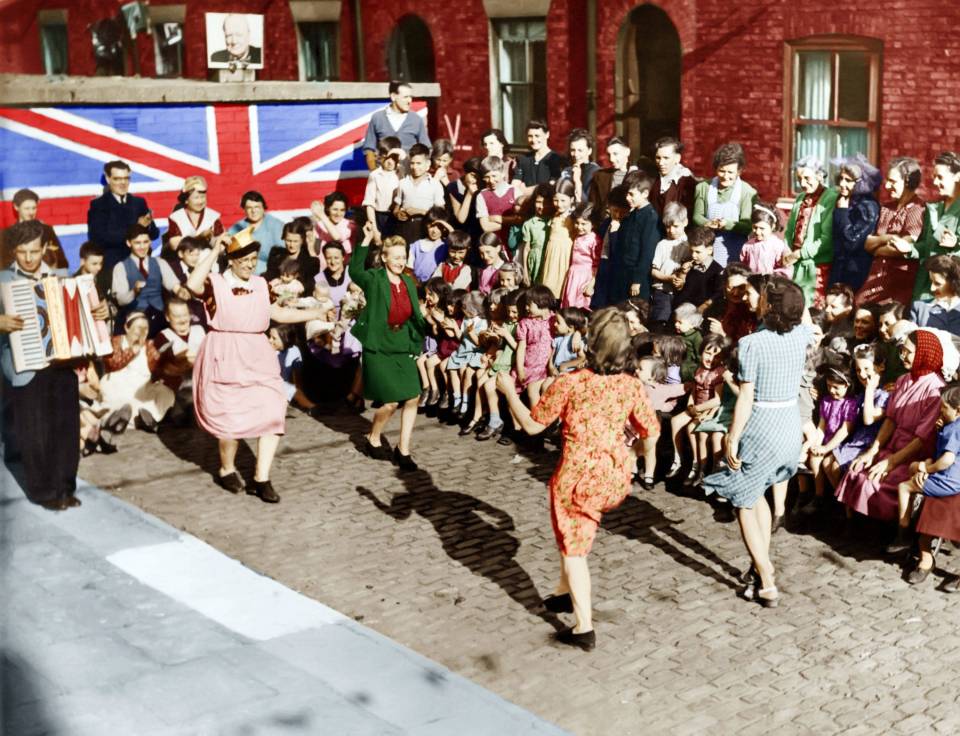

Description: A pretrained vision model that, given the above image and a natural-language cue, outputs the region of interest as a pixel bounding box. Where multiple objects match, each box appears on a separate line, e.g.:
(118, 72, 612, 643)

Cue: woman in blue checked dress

(703, 277, 812, 608)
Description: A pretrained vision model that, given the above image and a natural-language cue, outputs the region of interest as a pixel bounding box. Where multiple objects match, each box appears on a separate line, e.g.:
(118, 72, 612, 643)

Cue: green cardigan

(910, 198, 960, 302)
(348, 244, 426, 354)
(784, 187, 838, 305)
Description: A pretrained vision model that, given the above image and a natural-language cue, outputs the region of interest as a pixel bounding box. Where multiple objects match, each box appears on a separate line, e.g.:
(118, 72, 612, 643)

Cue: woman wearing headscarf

(828, 155, 881, 292)
(187, 227, 332, 502)
(835, 329, 946, 524)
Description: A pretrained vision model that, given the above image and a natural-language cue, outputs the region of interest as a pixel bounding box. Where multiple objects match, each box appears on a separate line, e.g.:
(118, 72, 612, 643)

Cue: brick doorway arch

(615, 5, 682, 166)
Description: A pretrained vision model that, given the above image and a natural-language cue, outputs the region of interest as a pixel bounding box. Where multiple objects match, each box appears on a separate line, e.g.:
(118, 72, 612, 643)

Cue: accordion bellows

(1, 275, 113, 374)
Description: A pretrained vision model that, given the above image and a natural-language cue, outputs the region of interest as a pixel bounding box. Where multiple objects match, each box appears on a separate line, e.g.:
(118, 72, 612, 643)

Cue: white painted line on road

(107, 535, 347, 641)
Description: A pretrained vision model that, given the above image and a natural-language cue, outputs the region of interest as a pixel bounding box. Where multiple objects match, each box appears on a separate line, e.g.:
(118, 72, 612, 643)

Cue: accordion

(0, 275, 113, 374)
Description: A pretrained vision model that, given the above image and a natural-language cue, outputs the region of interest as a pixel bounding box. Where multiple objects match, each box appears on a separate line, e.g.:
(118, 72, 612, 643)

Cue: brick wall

(3, 0, 960, 198)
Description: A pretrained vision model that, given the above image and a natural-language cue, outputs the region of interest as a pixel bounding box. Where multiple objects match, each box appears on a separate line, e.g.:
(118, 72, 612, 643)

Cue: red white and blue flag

(0, 100, 426, 264)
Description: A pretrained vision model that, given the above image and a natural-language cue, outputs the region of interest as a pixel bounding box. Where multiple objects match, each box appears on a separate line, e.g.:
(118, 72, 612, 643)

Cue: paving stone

(72, 408, 960, 735)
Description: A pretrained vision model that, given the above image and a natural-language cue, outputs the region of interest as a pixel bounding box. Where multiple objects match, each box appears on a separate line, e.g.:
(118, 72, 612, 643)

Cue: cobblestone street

(80, 406, 960, 735)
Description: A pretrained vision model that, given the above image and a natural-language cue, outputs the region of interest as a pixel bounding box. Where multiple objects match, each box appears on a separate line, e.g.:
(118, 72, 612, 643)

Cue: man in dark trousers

(87, 159, 160, 290)
(0, 221, 99, 510)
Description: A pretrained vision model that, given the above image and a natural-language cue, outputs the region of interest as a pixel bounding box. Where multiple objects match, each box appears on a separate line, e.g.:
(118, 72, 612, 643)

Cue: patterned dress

(834, 372, 944, 521)
(703, 324, 813, 508)
(516, 316, 553, 387)
(855, 197, 925, 306)
(530, 371, 660, 557)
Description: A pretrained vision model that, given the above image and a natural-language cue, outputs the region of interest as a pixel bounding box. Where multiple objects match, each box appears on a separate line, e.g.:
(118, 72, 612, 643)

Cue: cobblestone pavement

(80, 405, 960, 735)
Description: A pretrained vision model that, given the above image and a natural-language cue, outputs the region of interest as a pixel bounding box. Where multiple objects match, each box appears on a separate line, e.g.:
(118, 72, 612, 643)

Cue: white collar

(12, 262, 52, 280)
(934, 295, 960, 311)
(660, 164, 693, 192)
(112, 192, 127, 204)
(223, 268, 251, 288)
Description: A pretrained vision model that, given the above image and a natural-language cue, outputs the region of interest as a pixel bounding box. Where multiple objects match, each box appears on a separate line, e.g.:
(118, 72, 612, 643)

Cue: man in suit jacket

(87, 159, 160, 289)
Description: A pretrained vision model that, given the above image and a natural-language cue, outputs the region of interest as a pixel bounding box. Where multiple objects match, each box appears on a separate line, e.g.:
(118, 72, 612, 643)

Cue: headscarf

(910, 329, 944, 380)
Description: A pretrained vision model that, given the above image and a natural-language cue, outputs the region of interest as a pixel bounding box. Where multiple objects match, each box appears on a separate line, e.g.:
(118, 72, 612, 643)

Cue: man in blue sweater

(362, 81, 431, 170)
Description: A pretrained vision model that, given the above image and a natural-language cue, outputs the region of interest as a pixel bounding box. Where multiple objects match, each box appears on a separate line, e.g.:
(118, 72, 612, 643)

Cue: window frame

(782, 36, 882, 195)
(488, 17, 547, 146)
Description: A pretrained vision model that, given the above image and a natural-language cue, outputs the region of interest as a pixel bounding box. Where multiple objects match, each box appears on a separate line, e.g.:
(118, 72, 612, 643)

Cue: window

(297, 22, 339, 81)
(387, 15, 435, 83)
(150, 5, 184, 78)
(153, 23, 183, 77)
(784, 37, 882, 192)
(38, 10, 68, 75)
(490, 19, 546, 145)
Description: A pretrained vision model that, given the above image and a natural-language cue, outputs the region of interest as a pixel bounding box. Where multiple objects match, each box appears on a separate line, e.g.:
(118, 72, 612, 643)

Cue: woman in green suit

(783, 156, 838, 306)
(349, 223, 426, 471)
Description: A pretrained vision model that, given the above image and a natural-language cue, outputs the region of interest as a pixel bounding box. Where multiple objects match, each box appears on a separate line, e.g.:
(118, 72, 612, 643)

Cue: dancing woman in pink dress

(187, 228, 331, 503)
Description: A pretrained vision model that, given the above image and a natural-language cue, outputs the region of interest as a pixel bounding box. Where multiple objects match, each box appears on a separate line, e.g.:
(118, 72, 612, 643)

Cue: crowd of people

(4, 79, 960, 652)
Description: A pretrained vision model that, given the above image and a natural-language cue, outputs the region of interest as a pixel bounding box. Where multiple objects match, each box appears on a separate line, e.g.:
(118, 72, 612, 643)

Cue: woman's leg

(563, 555, 593, 633)
(641, 436, 657, 479)
(368, 402, 398, 446)
(254, 434, 282, 482)
(771, 481, 788, 519)
(737, 500, 775, 589)
(218, 439, 239, 476)
(554, 556, 571, 596)
(397, 397, 419, 455)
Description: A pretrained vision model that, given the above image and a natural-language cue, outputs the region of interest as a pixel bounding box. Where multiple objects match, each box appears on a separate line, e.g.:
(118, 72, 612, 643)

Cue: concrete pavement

(0, 462, 567, 736)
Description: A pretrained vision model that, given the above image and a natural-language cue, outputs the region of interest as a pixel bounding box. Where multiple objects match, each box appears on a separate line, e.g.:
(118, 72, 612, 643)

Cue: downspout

(353, 0, 366, 81)
(586, 0, 596, 139)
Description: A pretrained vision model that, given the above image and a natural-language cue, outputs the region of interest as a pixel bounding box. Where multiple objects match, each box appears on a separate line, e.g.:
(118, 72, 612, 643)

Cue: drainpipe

(586, 0, 596, 139)
(353, 0, 366, 81)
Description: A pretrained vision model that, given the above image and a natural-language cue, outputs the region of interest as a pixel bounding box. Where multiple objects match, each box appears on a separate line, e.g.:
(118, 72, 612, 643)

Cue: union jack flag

(0, 100, 427, 264)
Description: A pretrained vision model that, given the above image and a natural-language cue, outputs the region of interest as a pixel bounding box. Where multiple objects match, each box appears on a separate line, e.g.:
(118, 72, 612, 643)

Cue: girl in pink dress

(496, 308, 660, 651)
(561, 203, 603, 309)
(514, 285, 555, 407)
(740, 203, 792, 277)
(187, 229, 331, 503)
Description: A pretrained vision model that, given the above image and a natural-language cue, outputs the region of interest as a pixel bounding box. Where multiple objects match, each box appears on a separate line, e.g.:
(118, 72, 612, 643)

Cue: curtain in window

(795, 52, 832, 173)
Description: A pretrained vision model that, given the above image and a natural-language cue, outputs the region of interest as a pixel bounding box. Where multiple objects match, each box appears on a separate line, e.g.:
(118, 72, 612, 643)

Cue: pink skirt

(193, 331, 286, 439)
(561, 265, 594, 309)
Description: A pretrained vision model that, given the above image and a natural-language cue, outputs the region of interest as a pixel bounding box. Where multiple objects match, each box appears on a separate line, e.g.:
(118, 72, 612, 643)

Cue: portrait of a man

(206, 13, 264, 69)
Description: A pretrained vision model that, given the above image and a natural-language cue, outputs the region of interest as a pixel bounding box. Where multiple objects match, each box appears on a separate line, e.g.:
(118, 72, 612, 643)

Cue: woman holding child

(188, 227, 331, 503)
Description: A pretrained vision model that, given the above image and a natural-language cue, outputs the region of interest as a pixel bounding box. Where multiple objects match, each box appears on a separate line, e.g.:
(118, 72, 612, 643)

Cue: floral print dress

(531, 370, 660, 556)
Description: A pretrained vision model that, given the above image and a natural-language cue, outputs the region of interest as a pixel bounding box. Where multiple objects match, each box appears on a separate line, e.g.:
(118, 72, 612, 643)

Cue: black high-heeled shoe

(543, 593, 573, 613)
(393, 447, 418, 472)
(459, 419, 481, 436)
(554, 627, 596, 651)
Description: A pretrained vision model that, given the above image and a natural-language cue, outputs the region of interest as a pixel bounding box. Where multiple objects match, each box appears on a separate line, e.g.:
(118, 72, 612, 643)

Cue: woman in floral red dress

(497, 308, 660, 651)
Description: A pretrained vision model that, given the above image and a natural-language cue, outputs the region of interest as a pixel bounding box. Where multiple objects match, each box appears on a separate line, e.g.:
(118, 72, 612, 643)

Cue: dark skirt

(394, 216, 424, 249)
(917, 494, 960, 543)
(362, 349, 420, 404)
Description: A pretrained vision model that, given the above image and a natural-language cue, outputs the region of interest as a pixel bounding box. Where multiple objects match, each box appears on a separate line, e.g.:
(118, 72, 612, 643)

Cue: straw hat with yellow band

(225, 224, 260, 260)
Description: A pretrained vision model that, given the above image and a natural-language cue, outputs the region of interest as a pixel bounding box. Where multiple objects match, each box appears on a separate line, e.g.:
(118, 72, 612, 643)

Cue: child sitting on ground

(888, 385, 960, 553)
(268, 324, 319, 416)
(674, 302, 704, 382)
(417, 277, 452, 407)
(806, 364, 859, 505)
(445, 291, 488, 418)
(668, 334, 726, 483)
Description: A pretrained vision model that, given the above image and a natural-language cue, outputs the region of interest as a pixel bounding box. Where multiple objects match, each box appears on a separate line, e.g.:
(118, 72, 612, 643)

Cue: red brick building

(2, 0, 960, 200)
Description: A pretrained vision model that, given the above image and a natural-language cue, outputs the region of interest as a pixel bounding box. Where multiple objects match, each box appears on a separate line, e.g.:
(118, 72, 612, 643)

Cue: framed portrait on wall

(205, 13, 264, 69)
